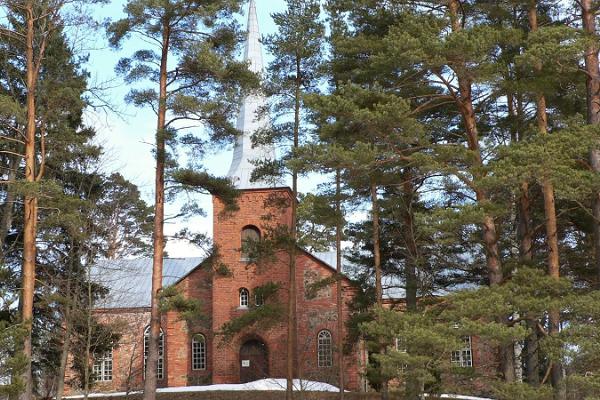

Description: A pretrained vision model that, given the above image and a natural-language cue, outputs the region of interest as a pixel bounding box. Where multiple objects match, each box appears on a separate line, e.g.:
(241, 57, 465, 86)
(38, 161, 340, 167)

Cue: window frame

(92, 349, 113, 382)
(317, 329, 333, 368)
(450, 336, 473, 368)
(144, 326, 164, 379)
(239, 288, 250, 308)
(191, 334, 207, 371)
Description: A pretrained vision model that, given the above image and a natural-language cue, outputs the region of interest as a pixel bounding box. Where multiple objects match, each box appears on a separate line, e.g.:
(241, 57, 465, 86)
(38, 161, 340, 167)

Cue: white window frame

(92, 349, 113, 382)
(191, 334, 206, 371)
(239, 288, 249, 308)
(144, 326, 164, 379)
(451, 336, 473, 367)
(317, 330, 333, 368)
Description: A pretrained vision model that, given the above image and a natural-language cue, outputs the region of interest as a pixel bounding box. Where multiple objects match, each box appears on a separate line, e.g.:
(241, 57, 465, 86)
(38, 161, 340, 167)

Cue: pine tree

(108, 2, 255, 398)
(259, 2, 324, 397)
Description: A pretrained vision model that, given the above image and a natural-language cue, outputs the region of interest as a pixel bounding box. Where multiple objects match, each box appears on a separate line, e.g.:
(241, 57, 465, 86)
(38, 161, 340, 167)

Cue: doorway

(239, 339, 269, 383)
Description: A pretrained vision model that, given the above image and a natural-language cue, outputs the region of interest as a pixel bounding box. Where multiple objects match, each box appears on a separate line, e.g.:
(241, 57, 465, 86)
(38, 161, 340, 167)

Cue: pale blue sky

(83, 0, 304, 257)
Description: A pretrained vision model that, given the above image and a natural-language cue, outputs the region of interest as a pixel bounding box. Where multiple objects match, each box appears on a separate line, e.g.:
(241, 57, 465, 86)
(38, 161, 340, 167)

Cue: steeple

(227, 0, 277, 189)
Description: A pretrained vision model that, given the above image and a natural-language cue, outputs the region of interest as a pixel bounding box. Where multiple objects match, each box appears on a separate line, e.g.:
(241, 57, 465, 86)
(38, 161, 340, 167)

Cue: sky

(83, 0, 294, 258)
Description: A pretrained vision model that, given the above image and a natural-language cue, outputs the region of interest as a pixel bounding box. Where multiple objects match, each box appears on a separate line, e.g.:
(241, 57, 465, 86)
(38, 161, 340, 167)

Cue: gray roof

(93, 258, 205, 309)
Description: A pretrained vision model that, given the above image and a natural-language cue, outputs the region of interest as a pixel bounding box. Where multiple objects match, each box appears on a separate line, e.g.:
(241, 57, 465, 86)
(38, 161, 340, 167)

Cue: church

(64, 1, 364, 393)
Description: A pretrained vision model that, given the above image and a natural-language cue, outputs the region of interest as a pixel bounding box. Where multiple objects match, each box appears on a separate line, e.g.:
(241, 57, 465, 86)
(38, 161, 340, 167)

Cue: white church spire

(227, 0, 277, 189)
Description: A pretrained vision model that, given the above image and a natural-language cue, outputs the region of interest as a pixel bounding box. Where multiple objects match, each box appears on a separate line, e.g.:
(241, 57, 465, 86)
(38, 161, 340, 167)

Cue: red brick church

(65, 1, 364, 393)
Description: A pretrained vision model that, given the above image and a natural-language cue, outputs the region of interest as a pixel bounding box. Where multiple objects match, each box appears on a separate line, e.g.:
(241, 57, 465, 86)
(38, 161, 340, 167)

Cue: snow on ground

(438, 395, 494, 400)
(64, 379, 495, 399)
(65, 379, 341, 398)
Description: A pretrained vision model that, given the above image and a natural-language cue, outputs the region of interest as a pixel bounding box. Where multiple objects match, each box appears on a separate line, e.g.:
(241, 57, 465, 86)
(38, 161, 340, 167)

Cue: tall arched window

(317, 330, 333, 368)
(239, 288, 250, 308)
(191, 334, 206, 370)
(241, 226, 261, 260)
(144, 326, 164, 379)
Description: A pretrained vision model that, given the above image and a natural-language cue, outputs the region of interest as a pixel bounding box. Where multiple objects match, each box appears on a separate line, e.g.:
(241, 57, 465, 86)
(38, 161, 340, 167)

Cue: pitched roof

(93, 257, 205, 309)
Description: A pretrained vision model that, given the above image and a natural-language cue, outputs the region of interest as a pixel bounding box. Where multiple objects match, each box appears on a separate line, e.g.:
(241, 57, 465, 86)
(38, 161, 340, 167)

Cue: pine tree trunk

(447, 0, 510, 381)
(335, 169, 345, 399)
(528, 2, 565, 398)
(55, 258, 74, 400)
(370, 182, 382, 307)
(402, 173, 421, 400)
(402, 173, 418, 313)
(286, 58, 302, 400)
(20, 4, 38, 399)
(518, 182, 540, 385)
(143, 22, 170, 400)
(581, 0, 600, 287)
(369, 181, 387, 400)
(83, 264, 93, 400)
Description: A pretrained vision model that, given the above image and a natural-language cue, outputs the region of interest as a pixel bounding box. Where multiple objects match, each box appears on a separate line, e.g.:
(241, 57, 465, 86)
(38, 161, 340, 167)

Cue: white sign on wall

(242, 360, 250, 367)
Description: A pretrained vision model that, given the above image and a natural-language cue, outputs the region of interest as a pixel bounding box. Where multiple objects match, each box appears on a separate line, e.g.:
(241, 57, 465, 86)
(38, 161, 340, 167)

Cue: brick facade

(66, 187, 362, 394)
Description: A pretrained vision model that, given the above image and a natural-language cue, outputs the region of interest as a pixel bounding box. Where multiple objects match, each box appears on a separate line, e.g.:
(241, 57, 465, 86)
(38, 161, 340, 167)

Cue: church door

(239, 339, 269, 383)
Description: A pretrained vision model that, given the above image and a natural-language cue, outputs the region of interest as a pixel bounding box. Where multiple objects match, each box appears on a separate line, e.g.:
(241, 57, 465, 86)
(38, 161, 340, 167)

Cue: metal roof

(93, 257, 205, 309)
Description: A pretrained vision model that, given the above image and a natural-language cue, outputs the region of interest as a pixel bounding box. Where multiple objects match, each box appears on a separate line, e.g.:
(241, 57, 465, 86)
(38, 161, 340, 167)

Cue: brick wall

(211, 189, 361, 391)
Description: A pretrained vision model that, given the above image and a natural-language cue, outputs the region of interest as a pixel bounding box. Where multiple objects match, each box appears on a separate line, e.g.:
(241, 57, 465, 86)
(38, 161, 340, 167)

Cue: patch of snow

(64, 379, 341, 398)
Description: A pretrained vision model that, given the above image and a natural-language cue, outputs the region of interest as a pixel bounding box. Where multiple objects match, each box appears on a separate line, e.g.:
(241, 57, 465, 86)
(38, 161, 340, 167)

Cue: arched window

(191, 334, 206, 370)
(144, 326, 164, 379)
(317, 330, 333, 368)
(241, 226, 261, 260)
(239, 288, 250, 308)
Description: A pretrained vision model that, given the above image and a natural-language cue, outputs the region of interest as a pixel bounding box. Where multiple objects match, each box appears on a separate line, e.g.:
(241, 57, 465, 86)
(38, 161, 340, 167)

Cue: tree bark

(20, 4, 39, 399)
(581, 0, 600, 288)
(528, 2, 565, 398)
(143, 21, 170, 400)
(335, 169, 345, 399)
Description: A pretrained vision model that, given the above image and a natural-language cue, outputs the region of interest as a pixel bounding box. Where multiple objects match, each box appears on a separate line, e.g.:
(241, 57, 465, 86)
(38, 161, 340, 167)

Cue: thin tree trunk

(335, 169, 344, 399)
(402, 173, 418, 313)
(143, 22, 170, 400)
(528, 2, 565, 398)
(55, 305, 71, 400)
(581, 0, 600, 287)
(20, 4, 39, 399)
(518, 182, 540, 385)
(402, 173, 421, 400)
(286, 57, 302, 400)
(510, 89, 538, 384)
(369, 181, 387, 400)
(83, 263, 93, 400)
(55, 267, 74, 400)
(370, 182, 382, 307)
